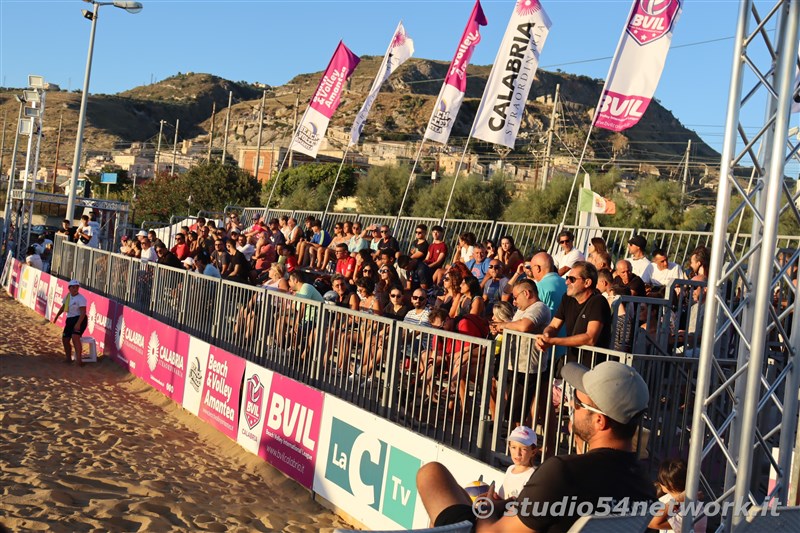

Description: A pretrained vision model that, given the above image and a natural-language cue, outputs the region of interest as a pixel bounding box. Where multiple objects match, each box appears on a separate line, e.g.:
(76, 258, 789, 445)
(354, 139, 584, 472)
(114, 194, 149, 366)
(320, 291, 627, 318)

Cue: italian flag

(578, 187, 616, 214)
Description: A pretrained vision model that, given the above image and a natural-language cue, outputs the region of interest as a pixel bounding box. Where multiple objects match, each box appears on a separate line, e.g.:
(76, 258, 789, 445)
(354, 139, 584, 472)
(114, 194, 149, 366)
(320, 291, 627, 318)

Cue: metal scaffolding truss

(686, 0, 800, 530)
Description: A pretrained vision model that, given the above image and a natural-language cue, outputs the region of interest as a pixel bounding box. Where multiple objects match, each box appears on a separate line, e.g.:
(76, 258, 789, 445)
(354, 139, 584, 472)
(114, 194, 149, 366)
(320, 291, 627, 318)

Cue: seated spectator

(383, 285, 411, 320)
(689, 245, 710, 281)
(417, 361, 653, 533)
(375, 225, 400, 259)
(498, 426, 539, 499)
(465, 243, 491, 282)
(252, 232, 277, 279)
(553, 230, 585, 277)
(404, 288, 431, 327)
(587, 237, 608, 264)
(182, 257, 195, 271)
(189, 216, 206, 233)
(596, 268, 615, 304)
(334, 243, 357, 282)
(186, 231, 200, 257)
(236, 234, 256, 262)
(590, 250, 613, 272)
(128, 239, 142, 258)
(497, 235, 524, 274)
(197, 226, 214, 255)
(245, 214, 268, 238)
(171, 233, 190, 261)
(536, 261, 612, 370)
(435, 267, 462, 314)
(297, 220, 331, 268)
(342, 220, 355, 239)
(194, 252, 221, 279)
(377, 262, 400, 308)
(354, 249, 376, 280)
(280, 244, 299, 274)
(419, 225, 448, 289)
(452, 275, 485, 319)
(408, 224, 430, 269)
(347, 221, 370, 254)
(482, 260, 509, 316)
(367, 225, 382, 254)
(615, 259, 646, 296)
(119, 235, 131, 255)
(355, 277, 382, 315)
(25, 245, 43, 270)
(261, 263, 289, 291)
(627, 234, 653, 283)
(650, 458, 708, 532)
(329, 274, 357, 309)
(140, 237, 158, 263)
(455, 232, 477, 264)
(211, 238, 230, 277)
(650, 247, 686, 293)
(155, 243, 183, 268)
(319, 223, 348, 270)
(267, 218, 286, 247)
(224, 239, 251, 284)
(484, 239, 498, 261)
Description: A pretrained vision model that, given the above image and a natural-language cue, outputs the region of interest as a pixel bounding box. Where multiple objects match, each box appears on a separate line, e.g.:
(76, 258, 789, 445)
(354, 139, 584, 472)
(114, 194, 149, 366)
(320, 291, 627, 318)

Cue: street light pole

(171, 118, 179, 175)
(65, 1, 143, 222)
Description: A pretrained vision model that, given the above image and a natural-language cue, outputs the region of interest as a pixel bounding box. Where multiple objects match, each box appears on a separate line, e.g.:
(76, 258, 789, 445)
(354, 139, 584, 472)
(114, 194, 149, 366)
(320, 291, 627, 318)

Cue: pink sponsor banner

(34, 271, 50, 316)
(259, 373, 324, 488)
(198, 346, 246, 440)
(142, 320, 189, 404)
(443, 0, 488, 93)
(115, 306, 150, 376)
(594, 0, 682, 131)
(308, 41, 361, 119)
(48, 276, 69, 328)
(8, 260, 22, 299)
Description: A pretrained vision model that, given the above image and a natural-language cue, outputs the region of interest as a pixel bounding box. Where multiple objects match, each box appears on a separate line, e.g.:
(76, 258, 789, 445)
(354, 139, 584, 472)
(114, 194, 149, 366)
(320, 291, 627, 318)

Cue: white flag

(472, 0, 552, 148)
(595, 0, 682, 131)
(350, 23, 414, 146)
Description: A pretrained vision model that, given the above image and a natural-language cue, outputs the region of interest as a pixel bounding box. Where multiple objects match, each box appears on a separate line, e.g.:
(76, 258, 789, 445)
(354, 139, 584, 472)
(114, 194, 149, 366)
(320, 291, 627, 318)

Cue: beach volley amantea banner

(472, 0, 552, 149)
(423, 0, 488, 144)
(292, 41, 361, 158)
(595, 0, 682, 131)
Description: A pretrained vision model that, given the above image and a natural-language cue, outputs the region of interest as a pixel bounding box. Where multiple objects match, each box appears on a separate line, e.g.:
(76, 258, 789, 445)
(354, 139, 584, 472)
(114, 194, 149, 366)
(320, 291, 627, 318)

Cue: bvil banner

(594, 0, 682, 131)
(238, 363, 274, 456)
(349, 22, 414, 146)
(83, 291, 119, 360)
(314, 396, 438, 530)
(47, 275, 68, 328)
(472, 0, 552, 149)
(423, 0, 488, 145)
(143, 320, 189, 403)
(33, 271, 50, 317)
(182, 336, 211, 417)
(292, 41, 361, 158)
(198, 345, 245, 441)
(114, 306, 150, 374)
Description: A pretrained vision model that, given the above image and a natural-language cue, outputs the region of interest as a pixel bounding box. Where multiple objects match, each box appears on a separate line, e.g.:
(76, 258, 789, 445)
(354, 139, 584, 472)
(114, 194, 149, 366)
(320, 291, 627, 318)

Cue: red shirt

(425, 241, 448, 266)
(285, 255, 298, 273)
(171, 243, 189, 260)
(336, 256, 356, 279)
(255, 243, 277, 271)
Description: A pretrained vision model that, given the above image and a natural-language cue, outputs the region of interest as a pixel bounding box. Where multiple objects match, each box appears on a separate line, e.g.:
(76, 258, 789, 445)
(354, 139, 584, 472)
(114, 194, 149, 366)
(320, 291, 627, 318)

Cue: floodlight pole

(1, 97, 25, 253)
(66, 1, 143, 222)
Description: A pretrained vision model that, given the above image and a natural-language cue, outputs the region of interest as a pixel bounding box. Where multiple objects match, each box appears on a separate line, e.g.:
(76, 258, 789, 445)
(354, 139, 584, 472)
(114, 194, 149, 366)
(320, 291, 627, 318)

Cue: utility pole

(680, 139, 691, 209)
(254, 90, 266, 181)
(288, 88, 300, 168)
(51, 113, 63, 193)
(0, 110, 6, 181)
(222, 91, 232, 165)
(155, 119, 165, 176)
(207, 101, 216, 163)
(541, 84, 560, 190)
(171, 119, 179, 175)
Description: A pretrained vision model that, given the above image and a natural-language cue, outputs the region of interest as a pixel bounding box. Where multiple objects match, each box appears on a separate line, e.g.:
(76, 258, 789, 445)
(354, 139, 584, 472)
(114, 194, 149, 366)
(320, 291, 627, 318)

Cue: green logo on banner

(325, 417, 421, 529)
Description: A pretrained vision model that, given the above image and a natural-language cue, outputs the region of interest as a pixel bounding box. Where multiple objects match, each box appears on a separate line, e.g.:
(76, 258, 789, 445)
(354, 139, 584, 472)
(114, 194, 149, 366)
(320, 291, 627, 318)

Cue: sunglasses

(570, 390, 607, 417)
(565, 275, 583, 284)
(415, 231, 423, 235)
(380, 230, 389, 234)
(411, 295, 425, 300)
(390, 293, 403, 298)
(489, 264, 502, 269)
(443, 276, 450, 281)
(363, 269, 373, 273)
(559, 240, 571, 244)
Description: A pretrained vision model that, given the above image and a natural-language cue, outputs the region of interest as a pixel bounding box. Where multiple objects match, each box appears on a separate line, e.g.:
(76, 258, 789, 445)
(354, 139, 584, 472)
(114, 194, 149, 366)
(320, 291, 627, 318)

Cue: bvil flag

(292, 41, 361, 158)
(472, 0, 552, 149)
(424, 0, 488, 144)
(578, 186, 616, 215)
(350, 22, 415, 146)
(595, 0, 682, 131)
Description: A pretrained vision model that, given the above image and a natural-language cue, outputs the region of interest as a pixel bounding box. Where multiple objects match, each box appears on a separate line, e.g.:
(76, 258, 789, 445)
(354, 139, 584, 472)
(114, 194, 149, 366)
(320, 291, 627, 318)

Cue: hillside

(0, 59, 718, 177)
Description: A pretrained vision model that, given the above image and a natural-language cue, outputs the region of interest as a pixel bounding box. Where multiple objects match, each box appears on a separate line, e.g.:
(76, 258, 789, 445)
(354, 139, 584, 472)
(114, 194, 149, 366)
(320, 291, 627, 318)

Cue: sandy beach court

(0, 293, 351, 532)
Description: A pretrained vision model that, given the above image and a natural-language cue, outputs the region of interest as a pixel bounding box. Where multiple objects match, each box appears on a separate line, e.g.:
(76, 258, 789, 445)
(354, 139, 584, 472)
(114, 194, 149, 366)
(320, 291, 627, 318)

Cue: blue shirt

(466, 257, 492, 282)
(311, 230, 332, 247)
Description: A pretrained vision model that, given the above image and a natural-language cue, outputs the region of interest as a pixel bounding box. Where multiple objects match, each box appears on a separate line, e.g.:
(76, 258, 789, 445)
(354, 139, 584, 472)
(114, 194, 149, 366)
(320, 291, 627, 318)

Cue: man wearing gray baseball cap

(417, 361, 655, 532)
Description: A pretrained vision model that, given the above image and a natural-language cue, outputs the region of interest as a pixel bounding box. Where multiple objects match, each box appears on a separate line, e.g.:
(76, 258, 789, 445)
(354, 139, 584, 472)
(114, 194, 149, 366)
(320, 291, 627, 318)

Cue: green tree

(356, 165, 415, 215)
(503, 174, 574, 223)
(410, 174, 512, 220)
(262, 163, 356, 211)
(133, 162, 260, 223)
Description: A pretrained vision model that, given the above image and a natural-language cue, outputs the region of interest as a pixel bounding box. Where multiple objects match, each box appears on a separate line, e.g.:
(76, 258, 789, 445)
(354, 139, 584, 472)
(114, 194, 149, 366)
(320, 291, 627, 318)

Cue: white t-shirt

(26, 253, 43, 270)
(554, 248, 585, 274)
(460, 245, 475, 264)
(140, 247, 158, 263)
(650, 261, 686, 289)
(511, 301, 551, 373)
(658, 493, 707, 533)
(499, 464, 535, 499)
(64, 292, 88, 318)
(629, 256, 653, 283)
(237, 243, 256, 262)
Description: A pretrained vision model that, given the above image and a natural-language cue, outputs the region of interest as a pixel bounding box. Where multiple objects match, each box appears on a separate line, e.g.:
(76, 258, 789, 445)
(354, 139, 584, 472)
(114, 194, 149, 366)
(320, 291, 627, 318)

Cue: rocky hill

(0, 59, 718, 176)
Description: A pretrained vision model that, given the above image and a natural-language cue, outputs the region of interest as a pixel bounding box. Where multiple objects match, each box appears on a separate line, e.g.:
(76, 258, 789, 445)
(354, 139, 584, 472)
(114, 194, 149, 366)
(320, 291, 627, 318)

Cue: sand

(0, 293, 352, 532)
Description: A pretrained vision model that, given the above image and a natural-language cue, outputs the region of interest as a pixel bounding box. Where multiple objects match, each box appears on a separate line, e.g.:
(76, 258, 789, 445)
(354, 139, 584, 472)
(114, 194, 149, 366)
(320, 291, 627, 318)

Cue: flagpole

(395, 138, 427, 228)
(265, 104, 311, 213)
(321, 145, 351, 225)
(441, 137, 473, 223)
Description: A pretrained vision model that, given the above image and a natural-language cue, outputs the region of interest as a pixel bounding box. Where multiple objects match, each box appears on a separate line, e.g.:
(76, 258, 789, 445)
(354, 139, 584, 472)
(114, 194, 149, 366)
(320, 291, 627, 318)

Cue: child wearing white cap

(498, 425, 538, 499)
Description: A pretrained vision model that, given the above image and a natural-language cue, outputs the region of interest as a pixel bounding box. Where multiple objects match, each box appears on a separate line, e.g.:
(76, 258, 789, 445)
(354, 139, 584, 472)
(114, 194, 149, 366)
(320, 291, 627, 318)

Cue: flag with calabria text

(595, 0, 682, 131)
(424, 0, 488, 144)
(350, 22, 415, 146)
(578, 187, 616, 214)
(292, 41, 361, 158)
(472, 0, 552, 148)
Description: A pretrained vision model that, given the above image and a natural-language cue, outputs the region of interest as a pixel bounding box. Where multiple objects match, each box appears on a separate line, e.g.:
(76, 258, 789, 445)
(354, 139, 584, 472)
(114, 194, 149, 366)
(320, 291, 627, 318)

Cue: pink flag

(424, 0, 488, 144)
(293, 41, 361, 158)
(595, 0, 682, 131)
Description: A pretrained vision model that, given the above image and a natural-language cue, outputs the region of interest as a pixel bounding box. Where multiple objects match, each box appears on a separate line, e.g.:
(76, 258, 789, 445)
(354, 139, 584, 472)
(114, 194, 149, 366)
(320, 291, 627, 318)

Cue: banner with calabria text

(594, 0, 682, 132)
(423, 0, 488, 144)
(350, 22, 414, 146)
(292, 41, 361, 158)
(472, 0, 552, 148)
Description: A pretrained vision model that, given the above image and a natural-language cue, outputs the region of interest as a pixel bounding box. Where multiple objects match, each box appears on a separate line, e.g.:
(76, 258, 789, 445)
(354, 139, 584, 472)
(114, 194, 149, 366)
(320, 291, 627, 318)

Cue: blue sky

(1, 0, 798, 172)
